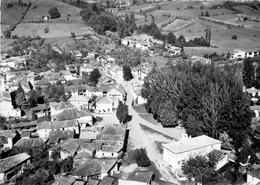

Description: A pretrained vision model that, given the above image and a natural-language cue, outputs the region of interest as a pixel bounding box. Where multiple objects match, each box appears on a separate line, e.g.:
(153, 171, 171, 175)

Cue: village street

(109, 75, 185, 184)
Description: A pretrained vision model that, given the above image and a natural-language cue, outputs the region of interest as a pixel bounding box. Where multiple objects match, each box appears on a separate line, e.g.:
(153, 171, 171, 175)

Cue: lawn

(12, 23, 93, 38)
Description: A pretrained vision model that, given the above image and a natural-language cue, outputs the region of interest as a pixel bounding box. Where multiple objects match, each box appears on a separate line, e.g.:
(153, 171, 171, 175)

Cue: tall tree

(130, 12, 136, 29)
(243, 57, 255, 88)
(116, 102, 130, 124)
(89, 68, 101, 86)
(142, 61, 253, 150)
(123, 65, 133, 81)
(124, 13, 130, 27)
(166, 32, 176, 45)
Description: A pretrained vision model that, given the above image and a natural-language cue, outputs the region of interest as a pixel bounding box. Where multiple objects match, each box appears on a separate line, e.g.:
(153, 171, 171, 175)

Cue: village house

(95, 125, 126, 158)
(71, 158, 118, 180)
(33, 78, 51, 89)
(80, 63, 94, 77)
(99, 176, 117, 185)
(3, 56, 26, 70)
(74, 142, 97, 166)
(49, 102, 75, 116)
(132, 87, 147, 105)
(107, 65, 123, 78)
(52, 108, 93, 128)
(94, 97, 114, 113)
(118, 171, 155, 185)
(30, 104, 51, 118)
(0, 91, 20, 117)
(79, 127, 101, 140)
(65, 64, 82, 76)
(60, 70, 77, 81)
(37, 119, 79, 140)
(49, 139, 80, 160)
(0, 130, 20, 150)
(165, 45, 182, 56)
(0, 153, 31, 184)
(162, 134, 221, 169)
(68, 94, 91, 109)
(47, 130, 75, 146)
(107, 87, 125, 102)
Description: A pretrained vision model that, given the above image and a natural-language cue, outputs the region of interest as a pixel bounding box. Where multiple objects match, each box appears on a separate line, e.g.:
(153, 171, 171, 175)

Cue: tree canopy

(142, 61, 253, 149)
(116, 102, 131, 124)
(48, 7, 60, 19)
(123, 65, 133, 81)
(182, 155, 218, 184)
(88, 68, 101, 86)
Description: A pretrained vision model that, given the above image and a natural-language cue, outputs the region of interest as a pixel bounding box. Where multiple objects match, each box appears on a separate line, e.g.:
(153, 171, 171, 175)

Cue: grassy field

(12, 23, 94, 38)
(1, 2, 29, 25)
(22, 0, 83, 23)
(162, 19, 193, 32)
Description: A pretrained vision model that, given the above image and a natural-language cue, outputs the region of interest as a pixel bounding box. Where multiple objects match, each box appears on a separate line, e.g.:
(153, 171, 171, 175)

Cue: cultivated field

(162, 18, 193, 32)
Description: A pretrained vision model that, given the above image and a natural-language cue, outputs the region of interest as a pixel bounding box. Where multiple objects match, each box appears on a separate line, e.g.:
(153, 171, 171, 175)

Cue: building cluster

(230, 49, 260, 60)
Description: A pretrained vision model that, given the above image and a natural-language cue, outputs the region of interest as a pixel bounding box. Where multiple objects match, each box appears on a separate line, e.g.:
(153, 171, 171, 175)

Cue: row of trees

(141, 61, 253, 150)
(138, 23, 211, 47)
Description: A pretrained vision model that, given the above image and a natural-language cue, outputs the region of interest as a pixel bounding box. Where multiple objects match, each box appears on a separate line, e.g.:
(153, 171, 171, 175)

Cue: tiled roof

(126, 171, 154, 183)
(53, 109, 92, 121)
(49, 102, 75, 111)
(15, 138, 45, 148)
(98, 176, 116, 185)
(11, 121, 37, 129)
(52, 176, 77, 185)
(72, 158, 117, 177)
(96, 97, 113, 104)
(0, 130, 17, 139)
(50, 139, 79, 154)
(30, 104, 50, 111)
(47, 130, 75, 144)
(162, 135, 221, 154)
(86, 179, 99, 185)
(37, 120, 78, 130)
(0, 153, 30, 173)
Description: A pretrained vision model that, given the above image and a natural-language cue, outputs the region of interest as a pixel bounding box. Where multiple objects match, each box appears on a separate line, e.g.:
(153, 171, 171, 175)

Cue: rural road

(109, 74, 182, 184)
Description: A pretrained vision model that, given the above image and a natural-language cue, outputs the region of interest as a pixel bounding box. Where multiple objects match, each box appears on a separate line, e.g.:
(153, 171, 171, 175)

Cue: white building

(162, 134, 221, 169)
(95, 97, 114, 113)
(0, 91, 20, 117)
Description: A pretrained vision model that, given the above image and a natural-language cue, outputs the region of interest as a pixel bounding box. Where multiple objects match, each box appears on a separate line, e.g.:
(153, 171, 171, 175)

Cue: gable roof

(86, 179, 99, 185)
(49, 102, 75, 111)
(52, 176, 77, 185)
(96, 97, 113, 105)
(11, 121, 37, 129)
(30, 104, 50, 111)
(0, 153, 30, 173)
(72, 158, 117, 177)
(53, 109, 92, 121)
(126, 171, 154, 183)
(15, 138, 45, 148)
(37, 120, 78, 130)
(50, 139, 79, 154)
(98, 176, 116, 185)
(162, 135, 221, 154)
(0, 130, 17, 139)
(48, 130, 75, 144)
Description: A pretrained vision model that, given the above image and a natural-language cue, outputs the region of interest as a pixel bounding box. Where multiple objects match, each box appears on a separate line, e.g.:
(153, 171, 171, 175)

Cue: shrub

(33, 5, 38, 9)
(44, 27, 49, 34)
(133, 148, 151, 167)
(7, 3, 13, 8)
(232, 35, 237, 40)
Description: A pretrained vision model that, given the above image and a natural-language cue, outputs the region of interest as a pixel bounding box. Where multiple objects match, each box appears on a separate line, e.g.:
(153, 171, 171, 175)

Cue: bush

(232, 35, 237, 40)
(7, 3, 13, 8)
(3, 29, 11, 38)
(48, 7, 61, 19)
(44, 27, 49, 34)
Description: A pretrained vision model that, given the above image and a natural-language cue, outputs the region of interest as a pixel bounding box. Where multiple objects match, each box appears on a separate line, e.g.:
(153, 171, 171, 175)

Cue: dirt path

(109, 75, 181, 184)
